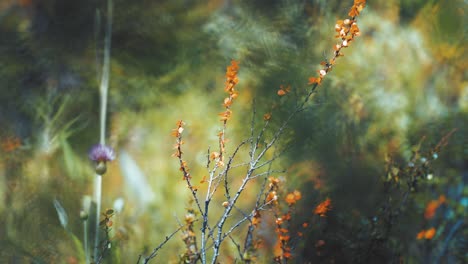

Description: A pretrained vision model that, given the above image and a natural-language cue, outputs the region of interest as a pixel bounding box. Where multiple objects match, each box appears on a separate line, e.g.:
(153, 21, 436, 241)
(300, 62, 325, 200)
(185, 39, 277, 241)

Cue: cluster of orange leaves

(266, 177, 306, 260)
(266, 177, 280, 204)
(274, 215, 293, 260)
(308, 0, 366, 86)
(181, 208, 198, 261)
(416, 227, 436, 240)
(170, 120, 200, 261)
(171, 120, 192, 181)
(1, 136, 21, 152)
(285, 190, 302, 206)
(415, 195, 446, 241)
(248, 209, 263, 258)
(215, 60, 241, 167)
(251, 209, 262, 227)
(277, 84, 291, 96)
(219, 59, 239, 121)
(171, 120, 185, 159)
(424, 195, 446, 220)
(263, 112, 272, 121)
(314, 198, 332, 217)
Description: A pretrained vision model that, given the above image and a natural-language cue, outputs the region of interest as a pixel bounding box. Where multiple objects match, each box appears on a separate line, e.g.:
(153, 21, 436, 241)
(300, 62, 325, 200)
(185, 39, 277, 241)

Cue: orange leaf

(277, 89, 287, 96)
(210, 152, 220, 160)
(424, 200, 440, 219)
(277, 85, 291, 96)
(314, 198, 332, 217)
(285, 193, 296, 206)
(424, 227, 436, 239)
(308, 77, 322, 85)
(218, 109, 232, 121)
(416, 230, 425, 240)
(266, 191, 278, 204)
(200, 175, 207, 184)
(293, 190, 302, 201)
(223, 97, 233, 108)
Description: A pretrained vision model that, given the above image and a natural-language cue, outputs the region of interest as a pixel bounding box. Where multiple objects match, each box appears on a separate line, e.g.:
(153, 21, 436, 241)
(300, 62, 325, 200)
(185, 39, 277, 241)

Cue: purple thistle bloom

(88, 144, 116, 162)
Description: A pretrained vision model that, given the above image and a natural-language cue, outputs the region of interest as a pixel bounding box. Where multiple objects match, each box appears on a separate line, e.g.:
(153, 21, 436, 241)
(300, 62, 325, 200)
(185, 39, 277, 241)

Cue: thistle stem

(99, 0, 113, 145)
(93, 0, 113, 261)
(93, 175, 103, 262)
(84, 219, 90, 264)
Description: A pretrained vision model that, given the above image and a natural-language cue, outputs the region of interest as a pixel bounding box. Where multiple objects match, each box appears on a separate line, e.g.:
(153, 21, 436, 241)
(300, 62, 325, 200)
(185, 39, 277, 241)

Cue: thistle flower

(89, 144, 115, 175)
(89, 144, 115, 162)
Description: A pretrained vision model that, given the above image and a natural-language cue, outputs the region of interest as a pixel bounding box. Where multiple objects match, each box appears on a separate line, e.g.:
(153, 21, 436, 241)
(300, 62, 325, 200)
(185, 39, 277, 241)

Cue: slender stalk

(93, 175, 103, 262)
(99, 0, 112, 145)
(94, 0, 113, 262)
(94, 9, 102, 83)
(84, 219, 90, 264)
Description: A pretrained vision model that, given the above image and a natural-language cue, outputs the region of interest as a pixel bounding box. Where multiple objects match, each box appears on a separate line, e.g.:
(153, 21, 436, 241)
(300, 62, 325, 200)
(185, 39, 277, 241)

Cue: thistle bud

(95, 161, 107, 175)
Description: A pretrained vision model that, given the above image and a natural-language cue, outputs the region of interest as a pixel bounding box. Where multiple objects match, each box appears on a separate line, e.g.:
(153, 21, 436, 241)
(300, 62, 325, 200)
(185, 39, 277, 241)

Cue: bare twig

(142, 225, 184, 263)
(228, 234, 243, 261)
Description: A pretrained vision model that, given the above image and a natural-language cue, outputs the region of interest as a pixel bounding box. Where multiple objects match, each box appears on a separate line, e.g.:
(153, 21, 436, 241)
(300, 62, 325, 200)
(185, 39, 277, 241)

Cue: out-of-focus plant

(53, 199, 86, 262)
(351, 130, 457, 262)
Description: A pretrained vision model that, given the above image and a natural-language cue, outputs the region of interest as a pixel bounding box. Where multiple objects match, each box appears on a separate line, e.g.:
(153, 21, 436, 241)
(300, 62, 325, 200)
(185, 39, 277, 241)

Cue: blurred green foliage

(0, 0, 466, 263)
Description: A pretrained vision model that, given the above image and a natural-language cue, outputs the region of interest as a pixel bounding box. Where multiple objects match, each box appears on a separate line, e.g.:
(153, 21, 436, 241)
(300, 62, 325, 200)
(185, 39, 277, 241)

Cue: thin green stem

(93, 175, 103, 262)
(99, 0, 113, 145)
(84, 219, 90, 264)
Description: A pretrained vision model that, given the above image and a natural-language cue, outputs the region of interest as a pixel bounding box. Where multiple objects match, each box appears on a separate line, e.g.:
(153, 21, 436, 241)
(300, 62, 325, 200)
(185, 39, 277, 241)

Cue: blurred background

(0, 0, 466, 263)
